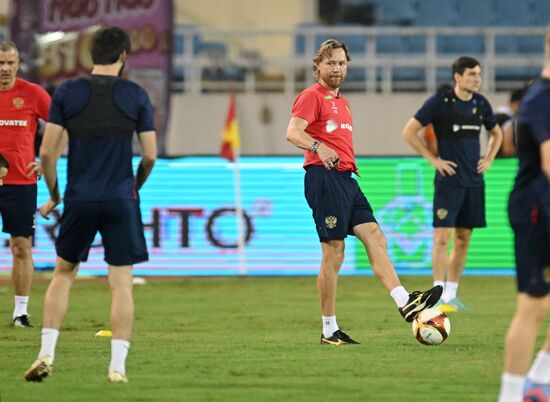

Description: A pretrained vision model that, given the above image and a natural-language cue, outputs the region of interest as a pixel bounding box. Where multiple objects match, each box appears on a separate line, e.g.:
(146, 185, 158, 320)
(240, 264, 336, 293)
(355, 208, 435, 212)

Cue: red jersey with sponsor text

(291, 82, 357, 173)
(0, 78, 50, 184)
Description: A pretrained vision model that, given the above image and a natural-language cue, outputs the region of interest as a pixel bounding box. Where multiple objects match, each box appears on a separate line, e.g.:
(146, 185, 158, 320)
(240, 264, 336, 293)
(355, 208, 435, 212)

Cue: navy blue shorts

(0, 184, 37, 237)
(304, 165, 377, 242)
(433, 181, 486, 228)
(56, 199, 148, 266)
(512, 220, 550, 297)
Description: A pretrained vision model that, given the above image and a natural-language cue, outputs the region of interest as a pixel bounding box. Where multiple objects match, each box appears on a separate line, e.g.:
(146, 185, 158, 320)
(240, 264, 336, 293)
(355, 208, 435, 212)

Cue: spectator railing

(173, 25, 546, 94)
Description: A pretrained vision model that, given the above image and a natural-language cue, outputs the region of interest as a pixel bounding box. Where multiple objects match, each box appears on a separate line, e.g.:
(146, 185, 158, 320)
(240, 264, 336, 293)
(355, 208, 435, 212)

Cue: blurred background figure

(495, 88, 526, 157)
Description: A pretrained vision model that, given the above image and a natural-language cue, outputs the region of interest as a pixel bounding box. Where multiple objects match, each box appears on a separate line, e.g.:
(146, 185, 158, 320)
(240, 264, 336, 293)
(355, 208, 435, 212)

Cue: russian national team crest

(325, 216, 337, 229)
(12, 97, 24, 109)
(436, 208, 448, 220)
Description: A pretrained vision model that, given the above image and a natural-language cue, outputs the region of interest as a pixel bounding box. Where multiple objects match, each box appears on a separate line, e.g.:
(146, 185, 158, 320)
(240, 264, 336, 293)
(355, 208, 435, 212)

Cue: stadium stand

(172, 0, 548, 93)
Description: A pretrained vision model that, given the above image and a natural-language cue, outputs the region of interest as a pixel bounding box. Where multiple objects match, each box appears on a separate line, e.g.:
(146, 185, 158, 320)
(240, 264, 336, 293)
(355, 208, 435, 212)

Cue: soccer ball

(411, 308, 451, 345)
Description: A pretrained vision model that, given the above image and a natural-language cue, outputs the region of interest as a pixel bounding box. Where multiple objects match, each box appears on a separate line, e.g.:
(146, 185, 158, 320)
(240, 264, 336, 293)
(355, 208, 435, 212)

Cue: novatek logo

(0, 120, 28, 127)
(453, 124, 480, 132)
(340, 123, 352, 132)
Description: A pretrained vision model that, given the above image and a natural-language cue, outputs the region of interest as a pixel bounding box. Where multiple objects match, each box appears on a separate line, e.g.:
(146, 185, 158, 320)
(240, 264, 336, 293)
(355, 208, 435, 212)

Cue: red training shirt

(0, 78, 50, 185)
(291, 82, 357, 173)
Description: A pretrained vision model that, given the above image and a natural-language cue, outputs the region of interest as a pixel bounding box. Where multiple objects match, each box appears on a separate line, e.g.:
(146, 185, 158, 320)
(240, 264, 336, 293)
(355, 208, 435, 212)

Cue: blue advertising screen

(0, 157, 517, 276)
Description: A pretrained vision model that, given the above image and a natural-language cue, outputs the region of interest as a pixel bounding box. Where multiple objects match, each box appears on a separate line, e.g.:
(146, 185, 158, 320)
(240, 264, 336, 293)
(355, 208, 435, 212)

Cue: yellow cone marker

(95, 330, 112, 337)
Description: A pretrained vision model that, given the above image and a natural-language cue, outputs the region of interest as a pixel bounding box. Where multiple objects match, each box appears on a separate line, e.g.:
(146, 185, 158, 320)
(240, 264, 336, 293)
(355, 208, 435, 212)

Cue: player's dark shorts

(433, 181, 486, 228)
(511, 220, 550, 297)
(304, 165, 377, 242)
(56, 199, 148, 266)
(0, 184, 37, 237)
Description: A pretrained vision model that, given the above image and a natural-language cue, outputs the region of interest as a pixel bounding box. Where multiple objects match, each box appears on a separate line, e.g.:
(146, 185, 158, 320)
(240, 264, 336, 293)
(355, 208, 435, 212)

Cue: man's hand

(316, 143, 340, 170)
(26, 161, 42, 179)
(431, 158, 457, 176)
(38, 198, 60, 219)
(477, 157, 493, 174)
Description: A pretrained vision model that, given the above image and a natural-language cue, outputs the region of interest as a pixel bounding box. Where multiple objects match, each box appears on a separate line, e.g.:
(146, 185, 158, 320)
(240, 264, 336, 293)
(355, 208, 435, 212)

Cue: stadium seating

(171, 0, 549, 91)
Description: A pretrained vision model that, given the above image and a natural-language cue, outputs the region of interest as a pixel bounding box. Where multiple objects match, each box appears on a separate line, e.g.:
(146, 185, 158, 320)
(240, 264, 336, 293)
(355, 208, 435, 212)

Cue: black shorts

(304, 165, 377, 242)
(56, 199, 148, 266)
(512, 220, 550, 297)
(433, 181, 486, 228)
(0, 184, 37, 237)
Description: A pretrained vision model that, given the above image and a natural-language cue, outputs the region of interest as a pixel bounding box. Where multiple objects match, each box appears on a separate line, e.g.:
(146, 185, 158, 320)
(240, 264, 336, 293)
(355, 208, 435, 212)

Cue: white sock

(110, 339, 130, 376)
(498, 372, 525, 402)
(528, 351, 550, 384)
(39, 328, 59, 361)
(390, 286, 410, 308)
(13, 295, 29, 318)
(442, 281, 459, 303)
(433, 280, 445, 290)
(322, 316, 339, 338)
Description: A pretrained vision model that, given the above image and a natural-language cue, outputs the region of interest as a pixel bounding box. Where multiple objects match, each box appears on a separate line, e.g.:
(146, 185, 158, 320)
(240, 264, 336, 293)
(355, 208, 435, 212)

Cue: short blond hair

(312, 39, 351, 80)
(0, 41, 18, 55)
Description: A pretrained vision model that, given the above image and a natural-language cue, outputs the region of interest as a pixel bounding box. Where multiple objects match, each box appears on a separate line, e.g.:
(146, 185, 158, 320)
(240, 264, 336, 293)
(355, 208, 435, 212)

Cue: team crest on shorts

(325, 216, 337, 229)
(12, 97, 24, 109)
(436, 208, 448, 220)
(544, 266, 550, 283)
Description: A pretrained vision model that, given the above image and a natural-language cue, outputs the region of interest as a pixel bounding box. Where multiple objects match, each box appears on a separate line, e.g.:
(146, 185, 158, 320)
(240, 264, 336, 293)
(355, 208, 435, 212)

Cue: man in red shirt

(0, 41, 50, 327)
(285, 39, 442, 344)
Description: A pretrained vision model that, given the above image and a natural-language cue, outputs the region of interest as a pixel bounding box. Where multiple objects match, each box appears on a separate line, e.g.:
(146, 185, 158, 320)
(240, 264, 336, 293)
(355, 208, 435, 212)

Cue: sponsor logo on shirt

(0, 120, 28, 127)
(326, 120, 352, 133)
(326, 119, 338, 133)
(452, 124, 481, 132)
(340, 122, 352, 132)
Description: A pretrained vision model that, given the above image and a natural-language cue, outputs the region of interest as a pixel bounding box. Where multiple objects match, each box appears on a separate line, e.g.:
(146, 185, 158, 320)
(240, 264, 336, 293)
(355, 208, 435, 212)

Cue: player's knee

(368, 226, 387, 249)
(519, 296, 550, 323)
(434, 232, 451, 248)
(10, 240, 31, 260)
(454, 233, 471, 249)
(322, 246, 345, 268)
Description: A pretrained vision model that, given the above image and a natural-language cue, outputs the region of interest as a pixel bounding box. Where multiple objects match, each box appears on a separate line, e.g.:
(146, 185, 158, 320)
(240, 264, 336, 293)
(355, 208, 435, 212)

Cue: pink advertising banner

(9, 0, 173, 152)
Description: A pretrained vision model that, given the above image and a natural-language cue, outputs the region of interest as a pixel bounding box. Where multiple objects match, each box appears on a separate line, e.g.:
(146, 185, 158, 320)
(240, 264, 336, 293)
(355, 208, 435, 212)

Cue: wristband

(311, 140, 322, 154)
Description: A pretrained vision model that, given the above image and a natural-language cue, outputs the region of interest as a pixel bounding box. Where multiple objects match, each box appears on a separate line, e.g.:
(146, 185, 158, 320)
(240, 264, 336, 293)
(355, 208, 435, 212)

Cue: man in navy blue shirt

(498, 30, 550, 402)
(402, 57, 503, 311)
(24, 27, 157, 384)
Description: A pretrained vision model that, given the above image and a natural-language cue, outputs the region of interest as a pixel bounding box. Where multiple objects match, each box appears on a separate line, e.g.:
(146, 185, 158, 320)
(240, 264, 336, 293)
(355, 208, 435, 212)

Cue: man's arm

(402, 117, 457, 176)
(541, 139, 550, 181)
(135, 131, 157, 191)
(478, 125, 503, 173)
(500, 122, 516, 157)
(38, 122, 65, 218)
(285, 117, 339, 170)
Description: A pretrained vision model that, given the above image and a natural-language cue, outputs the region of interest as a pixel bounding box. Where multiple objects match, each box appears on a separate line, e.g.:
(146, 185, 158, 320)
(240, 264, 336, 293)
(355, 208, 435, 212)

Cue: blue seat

(494, 0, 534, 26)
(376, 35, 425, 54)
(371, 0, 416, 25)
(437, 35, 485, 54)
(346, 67, 367, 81)
(496, 35, 544, 55)
(517, 36, 544, 54)
(294, 23, 368, 56)
(532, 1, 550, 25)
(455, 0, 496, 26)
(393, 67, 425, 82)
(436, 68, 453, 86)
(496, 36, 519, 54)
(495, 66, 540, 82)
(413, 0, 458, 26)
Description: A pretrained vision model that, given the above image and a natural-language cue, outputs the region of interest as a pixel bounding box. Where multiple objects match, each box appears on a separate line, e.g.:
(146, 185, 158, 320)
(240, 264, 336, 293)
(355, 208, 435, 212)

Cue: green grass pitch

(0, 275, 537, 401)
